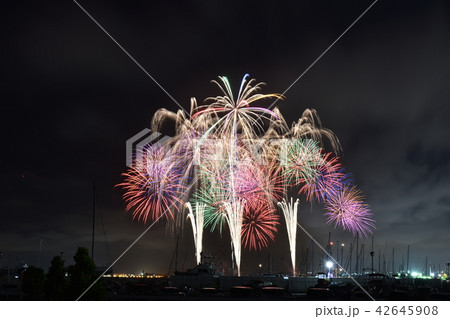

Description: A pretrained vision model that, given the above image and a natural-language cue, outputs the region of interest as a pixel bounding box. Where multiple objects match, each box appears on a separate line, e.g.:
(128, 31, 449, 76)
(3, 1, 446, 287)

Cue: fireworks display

(119, 75, 375, 275)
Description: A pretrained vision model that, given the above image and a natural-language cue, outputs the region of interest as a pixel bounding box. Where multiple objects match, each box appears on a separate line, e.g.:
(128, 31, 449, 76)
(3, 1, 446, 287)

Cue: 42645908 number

(376, 305, 438, 316)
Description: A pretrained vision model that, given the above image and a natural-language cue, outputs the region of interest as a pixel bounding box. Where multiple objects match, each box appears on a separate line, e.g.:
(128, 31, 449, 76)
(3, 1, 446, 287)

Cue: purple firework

(299, 153, 347, 203)
(324, 186, 375, 237)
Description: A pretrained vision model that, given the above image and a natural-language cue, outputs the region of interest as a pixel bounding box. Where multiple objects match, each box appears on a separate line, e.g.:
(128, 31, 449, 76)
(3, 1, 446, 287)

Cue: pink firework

(242, 199, 279, 250)
(207, 151, 279, 207)
(232, 160, 265, 205)
(235, 159, 286, 208)
(324, 186, 375, 237)
(118, 146, 185, 223)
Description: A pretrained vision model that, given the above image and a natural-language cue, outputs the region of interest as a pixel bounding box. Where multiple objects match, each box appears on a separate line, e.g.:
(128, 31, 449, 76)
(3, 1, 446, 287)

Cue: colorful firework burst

(119, 145, 185, 223)
(242, 199, 279, 250)
(281, 138, 324, 185)
(324, 186, 375, 237)
(298, 152, 347, 203)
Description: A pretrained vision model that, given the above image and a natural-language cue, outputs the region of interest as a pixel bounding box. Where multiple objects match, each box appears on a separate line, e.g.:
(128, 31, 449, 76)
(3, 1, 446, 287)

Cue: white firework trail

(185, 202, 205, 265)
(223, 199, 245, 276)
(278, 197, 300, 276)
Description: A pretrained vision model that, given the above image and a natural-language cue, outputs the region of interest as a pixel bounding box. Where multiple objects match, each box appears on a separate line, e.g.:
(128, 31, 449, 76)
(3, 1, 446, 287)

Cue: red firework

(242, 199, 279, 250)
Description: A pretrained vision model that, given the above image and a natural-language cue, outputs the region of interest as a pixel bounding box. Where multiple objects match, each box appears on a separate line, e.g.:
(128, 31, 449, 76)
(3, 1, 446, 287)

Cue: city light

(326, 261, 333, 278)
(105, 273, 166, 279)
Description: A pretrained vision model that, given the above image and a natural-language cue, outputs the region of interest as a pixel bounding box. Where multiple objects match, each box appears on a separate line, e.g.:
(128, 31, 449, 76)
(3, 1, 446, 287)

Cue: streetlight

(326, 261, 333, 278)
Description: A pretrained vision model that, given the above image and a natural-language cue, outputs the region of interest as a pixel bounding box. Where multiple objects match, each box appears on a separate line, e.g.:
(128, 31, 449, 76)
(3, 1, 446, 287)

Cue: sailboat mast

(92, 179, 96, 261)
(392, 247, 395, 275)
(406, 245, 410, 273)
(370, 236, 374, 274)
(349, 242, 353, 274)
(378, 249, 381, 273)
(355, 237, 359, 275)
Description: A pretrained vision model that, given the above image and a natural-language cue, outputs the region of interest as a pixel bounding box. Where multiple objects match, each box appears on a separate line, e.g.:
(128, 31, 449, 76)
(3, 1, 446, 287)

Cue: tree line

(21, 247, 106, 300)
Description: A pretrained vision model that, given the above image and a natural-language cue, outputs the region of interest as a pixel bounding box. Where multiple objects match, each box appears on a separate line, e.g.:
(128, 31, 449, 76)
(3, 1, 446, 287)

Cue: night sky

(1, 0, 449, 276)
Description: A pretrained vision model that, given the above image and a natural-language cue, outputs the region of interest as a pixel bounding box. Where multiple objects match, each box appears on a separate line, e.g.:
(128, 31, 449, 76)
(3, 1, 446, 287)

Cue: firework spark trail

(185, 202, 205, 265)
(223, 199, 245, 276)
(278, 197, 299, 276)
(192, 75, 283, 141)
(222, 76, 270, 272)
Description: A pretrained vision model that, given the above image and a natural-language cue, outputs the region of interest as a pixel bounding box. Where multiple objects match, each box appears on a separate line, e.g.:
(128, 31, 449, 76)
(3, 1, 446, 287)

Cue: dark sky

(1, 0, 449, 275)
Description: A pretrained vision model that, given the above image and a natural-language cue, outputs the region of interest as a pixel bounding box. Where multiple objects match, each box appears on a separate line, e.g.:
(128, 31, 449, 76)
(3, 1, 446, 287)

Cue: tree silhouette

(45, 255, 68, 300)
(67, 247, 105, 300)
(22, 265, 45, 300)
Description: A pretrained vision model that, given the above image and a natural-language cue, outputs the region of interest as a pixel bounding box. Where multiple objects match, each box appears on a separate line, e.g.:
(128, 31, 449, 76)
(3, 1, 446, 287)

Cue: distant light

(258, 264, 262, 268)
(326, 261, 333, 269)
(341, 243, 345, 247)
(330, 242, 334, 245)
(430, 272, 435, 277)
(111, 273, 165, 279)
(283, 276, 289, 280)
(411, 272, 420, 278)
(14, 275, 19, 279)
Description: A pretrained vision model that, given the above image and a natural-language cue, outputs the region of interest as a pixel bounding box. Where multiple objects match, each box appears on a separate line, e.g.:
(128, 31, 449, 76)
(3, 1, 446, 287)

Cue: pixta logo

(125, 129, 171, 167)
(126, 130, 313, 168)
